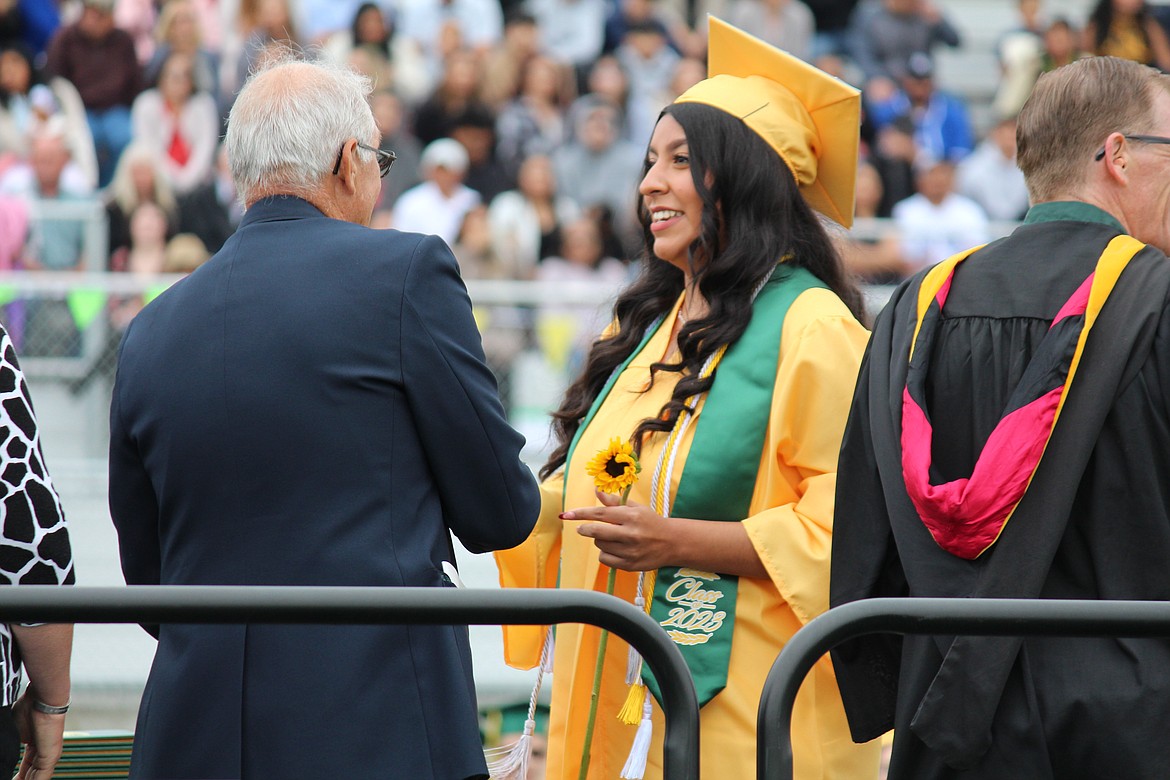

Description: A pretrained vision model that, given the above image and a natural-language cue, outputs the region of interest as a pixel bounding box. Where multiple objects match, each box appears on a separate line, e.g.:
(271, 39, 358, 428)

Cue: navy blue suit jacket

(109, 196, 540, 779)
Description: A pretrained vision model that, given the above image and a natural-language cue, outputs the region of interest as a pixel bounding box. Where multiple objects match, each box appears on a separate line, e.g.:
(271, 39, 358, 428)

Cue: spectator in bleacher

(534, 214, 628, 372)
(115, 0, 159, 64)
(867, 51, 974, 163)
(234, 0, 300, 95)
(396, 0, 503, 71)
(489, 152, 581, 278)
(728, 0, 815, 62)
(867, 113, 917, 215)
(45, 0, 140, 188)
(615, 19, 681, 104)
(163, 231, 211, 274)
(495, 54, 572, 180)
(107, 200, 169, 330)
(0, 42, 97, 190)
(219, 0, 296, 109)
(103, 141, 179, 259)
(806, 0, 861, 58)
(1084, 0, 1170, 71)
(0, 0, 60, 61)
(392, 136, 481, 243)
(412, 46, 489, 146)
(451, 103, 512, 203)
(0, 123, 92, 270)
(108, 54, 538, 780)
(0, 122, 90, 356)
(537, 212, 627, 283)
(958, 113, 1030, 222)
(453, 203, 507, 278)
(0, 319, 75, 780)
(450, 204, 530, 408)
(552, 94, 644, 251)
(130, 51, 219, 196)
(992, 0, 1046, 120)
(186, 0, 224, 53)
(836, 158, 907, 283)
(847, 0, 961, 103)
(575, 53, 658, 146)
(602, 0, 694, 58)
(370, 88, 421, 210)
(664, 55, 706, 99)
(293, 0, 367, 45)
(1041, 17, 1082, 72)
(175, 143, 241, 254)
(480, 11, 541, 110)
(529, 0, 607, 77)
(144, 0, 222, 113)
(0, 1, 20, 51)
(321, 2, 431, 104)
(892, 156, 989, 272)
(996, 0, 1046, 63)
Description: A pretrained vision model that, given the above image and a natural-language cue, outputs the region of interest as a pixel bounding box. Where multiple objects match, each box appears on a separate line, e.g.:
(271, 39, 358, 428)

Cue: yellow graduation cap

(674, 17, 861, 227)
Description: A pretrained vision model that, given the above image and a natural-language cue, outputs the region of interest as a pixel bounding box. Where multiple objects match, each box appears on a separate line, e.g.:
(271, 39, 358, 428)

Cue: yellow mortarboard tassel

(618, 680, 645, 726)
(674, 17, 861, 228)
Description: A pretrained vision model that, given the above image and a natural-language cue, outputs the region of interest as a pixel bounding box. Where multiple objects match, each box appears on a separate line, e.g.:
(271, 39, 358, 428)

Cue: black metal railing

(0, 585, 701, 778)
(756, 597, 1170, 780)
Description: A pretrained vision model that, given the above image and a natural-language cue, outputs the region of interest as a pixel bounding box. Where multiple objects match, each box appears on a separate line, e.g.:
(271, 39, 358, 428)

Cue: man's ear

(1100, 132, 1131, 184)
(334, 139, 360, 195)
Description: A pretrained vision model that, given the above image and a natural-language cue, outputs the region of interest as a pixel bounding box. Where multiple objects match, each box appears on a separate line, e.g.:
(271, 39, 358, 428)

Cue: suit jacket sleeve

(108, 320, 162, 638)
(400, 235, 539, 553)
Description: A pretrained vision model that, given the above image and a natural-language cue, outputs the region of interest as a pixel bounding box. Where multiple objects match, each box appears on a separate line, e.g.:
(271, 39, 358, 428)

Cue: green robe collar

(1024, 201, 1125, 232)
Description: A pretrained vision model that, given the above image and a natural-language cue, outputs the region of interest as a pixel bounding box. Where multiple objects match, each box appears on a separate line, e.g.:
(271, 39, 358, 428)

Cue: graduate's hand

(566, 489, 676, 572)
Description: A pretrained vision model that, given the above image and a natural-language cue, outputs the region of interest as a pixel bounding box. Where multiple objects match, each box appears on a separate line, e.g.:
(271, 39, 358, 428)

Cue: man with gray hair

(832, 55, 1170, 777)
(108, 54, 539, 779)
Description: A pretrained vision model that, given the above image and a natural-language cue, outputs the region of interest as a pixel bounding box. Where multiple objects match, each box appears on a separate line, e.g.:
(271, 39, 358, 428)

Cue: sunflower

(585, 437, 641, 498)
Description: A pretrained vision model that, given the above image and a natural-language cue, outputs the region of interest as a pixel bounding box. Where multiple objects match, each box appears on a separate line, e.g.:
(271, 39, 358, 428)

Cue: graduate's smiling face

(639, 114, 705, 273)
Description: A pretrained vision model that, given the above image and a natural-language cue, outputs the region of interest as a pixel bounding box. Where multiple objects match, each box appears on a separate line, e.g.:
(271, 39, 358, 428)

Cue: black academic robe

(831, 218, 1170, 778)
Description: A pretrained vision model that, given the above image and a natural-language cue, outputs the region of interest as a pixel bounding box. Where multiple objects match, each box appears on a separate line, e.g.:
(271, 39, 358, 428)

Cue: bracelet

(30, 698, 69, 715)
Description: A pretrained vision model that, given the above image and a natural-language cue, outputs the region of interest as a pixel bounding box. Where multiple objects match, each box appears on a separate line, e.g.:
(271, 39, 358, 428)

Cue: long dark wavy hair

(539, 101, 864, 480)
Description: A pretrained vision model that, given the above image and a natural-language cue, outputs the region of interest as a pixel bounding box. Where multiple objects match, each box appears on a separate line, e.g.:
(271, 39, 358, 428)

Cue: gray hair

(224, 50, 379, 205)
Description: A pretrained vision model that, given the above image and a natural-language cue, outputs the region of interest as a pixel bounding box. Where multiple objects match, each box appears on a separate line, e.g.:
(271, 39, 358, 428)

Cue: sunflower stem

(579, 566, 618, 780)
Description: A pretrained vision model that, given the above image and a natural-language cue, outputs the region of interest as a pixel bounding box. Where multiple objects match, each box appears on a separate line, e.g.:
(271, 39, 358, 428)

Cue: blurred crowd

(2, 0, 1170, 289)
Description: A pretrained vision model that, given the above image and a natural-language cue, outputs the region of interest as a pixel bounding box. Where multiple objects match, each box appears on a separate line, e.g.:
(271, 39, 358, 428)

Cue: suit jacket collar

(240, 195, 331, 227)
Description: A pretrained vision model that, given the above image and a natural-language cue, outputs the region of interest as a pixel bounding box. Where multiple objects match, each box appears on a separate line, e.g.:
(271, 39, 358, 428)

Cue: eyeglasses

(332, 141, 397, 178)
(1094, 134, 1170, 161)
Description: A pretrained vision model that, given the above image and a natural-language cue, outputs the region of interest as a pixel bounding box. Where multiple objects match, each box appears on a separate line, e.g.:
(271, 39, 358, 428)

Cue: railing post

(0, 586, 702, 778)
(757, 598, 1170, 780)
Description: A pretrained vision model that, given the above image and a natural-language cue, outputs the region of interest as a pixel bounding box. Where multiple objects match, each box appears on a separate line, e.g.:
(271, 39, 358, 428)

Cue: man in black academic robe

(830, 56, 1170, 778)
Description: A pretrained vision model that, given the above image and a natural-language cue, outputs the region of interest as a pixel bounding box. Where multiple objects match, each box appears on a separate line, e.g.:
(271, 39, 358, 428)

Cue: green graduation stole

(566, 264, 825, 707)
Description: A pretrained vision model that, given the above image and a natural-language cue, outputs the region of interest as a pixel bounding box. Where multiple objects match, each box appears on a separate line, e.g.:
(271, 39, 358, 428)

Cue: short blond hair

(1017, 56, 1170, 202)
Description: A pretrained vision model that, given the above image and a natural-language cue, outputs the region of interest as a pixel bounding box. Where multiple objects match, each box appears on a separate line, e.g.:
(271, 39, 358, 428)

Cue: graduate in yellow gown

(496, 18, 882, 780)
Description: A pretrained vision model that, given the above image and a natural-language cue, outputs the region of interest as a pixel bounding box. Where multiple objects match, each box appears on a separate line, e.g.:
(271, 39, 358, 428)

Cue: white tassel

(619, 698, 654, 779)
(486, 630, 552, 778)
(484, 719, 532, 779)
(625, 596, 644, 684)
(542, 630, 555, 673)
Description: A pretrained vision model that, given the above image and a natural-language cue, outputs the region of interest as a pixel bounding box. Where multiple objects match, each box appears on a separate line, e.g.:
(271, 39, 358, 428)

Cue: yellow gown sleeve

(495, 476, 565, 669)
(742, 289, 870, 625)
